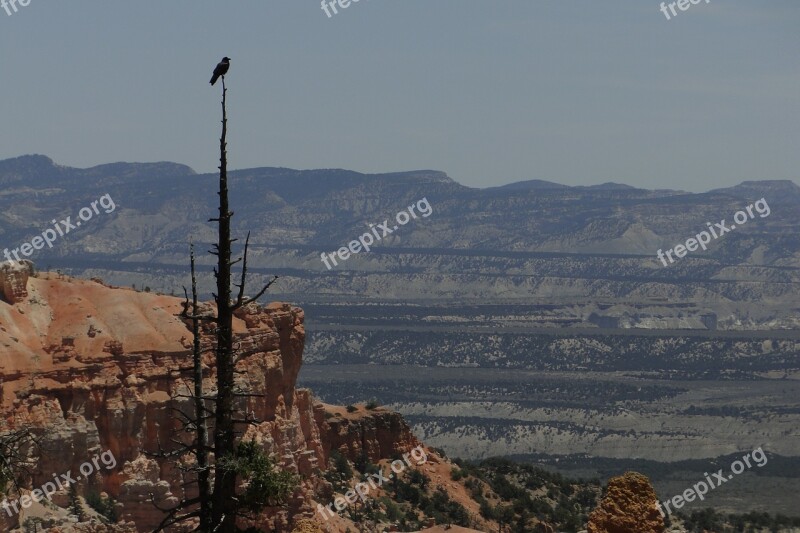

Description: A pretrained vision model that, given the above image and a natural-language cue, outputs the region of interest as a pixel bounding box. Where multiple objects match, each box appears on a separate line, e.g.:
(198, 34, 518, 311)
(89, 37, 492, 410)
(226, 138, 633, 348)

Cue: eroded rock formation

(0, 270, 421, 532)
(586, 471, 665, 533)
(0, 259, 33, 304)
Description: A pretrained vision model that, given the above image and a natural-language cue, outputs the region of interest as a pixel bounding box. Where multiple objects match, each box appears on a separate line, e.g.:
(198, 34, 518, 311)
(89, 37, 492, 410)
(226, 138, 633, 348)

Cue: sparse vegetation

(365, 398, 379, 410)
(677, 508, 800, 533)
(68, 483, 87, 521)
(219, 439, 299, 511)
(86, 490, 118, 523)
(452, 457, 600, 533)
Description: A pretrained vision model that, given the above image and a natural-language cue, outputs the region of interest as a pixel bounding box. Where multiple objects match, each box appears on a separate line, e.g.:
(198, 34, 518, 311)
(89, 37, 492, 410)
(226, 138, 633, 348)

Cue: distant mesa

(489, 179, 571, 191)
(707, 179, 800, 203)
(0, 154, 195, 187)
(490, 179, 641, 192)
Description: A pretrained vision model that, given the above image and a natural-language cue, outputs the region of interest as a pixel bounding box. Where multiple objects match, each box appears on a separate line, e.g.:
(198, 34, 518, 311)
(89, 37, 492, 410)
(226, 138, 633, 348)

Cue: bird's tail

(210, 74, 219, 85)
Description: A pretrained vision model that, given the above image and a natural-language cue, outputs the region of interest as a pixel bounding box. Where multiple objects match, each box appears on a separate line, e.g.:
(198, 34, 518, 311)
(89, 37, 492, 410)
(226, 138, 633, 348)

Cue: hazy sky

(1, 1, 798, 191)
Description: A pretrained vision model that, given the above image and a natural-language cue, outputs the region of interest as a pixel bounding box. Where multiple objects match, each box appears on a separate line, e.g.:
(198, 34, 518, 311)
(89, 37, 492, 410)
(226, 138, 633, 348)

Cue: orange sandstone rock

(586, 471, 665, 533)
(0, 259, 33, 303)
(0, 272, 422, 532)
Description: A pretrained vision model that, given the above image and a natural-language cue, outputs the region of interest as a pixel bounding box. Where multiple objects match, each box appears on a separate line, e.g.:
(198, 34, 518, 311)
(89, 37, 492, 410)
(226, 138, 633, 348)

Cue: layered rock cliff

(0, 270, 421, 532)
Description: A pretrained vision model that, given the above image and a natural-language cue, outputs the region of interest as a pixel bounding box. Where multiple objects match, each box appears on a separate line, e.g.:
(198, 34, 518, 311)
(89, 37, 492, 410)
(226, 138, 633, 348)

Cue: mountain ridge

(3, 154, 796, 194)
(0, 154, 797, 331)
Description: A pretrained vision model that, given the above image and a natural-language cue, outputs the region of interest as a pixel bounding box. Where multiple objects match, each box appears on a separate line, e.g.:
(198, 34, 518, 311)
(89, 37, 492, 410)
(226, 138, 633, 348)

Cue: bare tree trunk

(211, 77, 237, 533)
(152, 69, 284, 533)
(189, 245, 212, 530)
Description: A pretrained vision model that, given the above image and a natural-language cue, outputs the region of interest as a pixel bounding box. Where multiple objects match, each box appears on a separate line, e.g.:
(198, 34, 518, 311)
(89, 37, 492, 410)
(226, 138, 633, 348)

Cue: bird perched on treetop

(210, 57, 231, 86)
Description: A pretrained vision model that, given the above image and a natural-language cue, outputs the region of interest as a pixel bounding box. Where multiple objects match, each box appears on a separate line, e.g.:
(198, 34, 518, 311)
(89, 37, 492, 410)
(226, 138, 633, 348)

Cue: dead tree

(209, 76, 281, 533)
(150, 73, 285, 533)
(210, 75, 237, 533)
(149, 244, 214, 531)
(0, 427, 40, 495)
(190, 246, 212, 530)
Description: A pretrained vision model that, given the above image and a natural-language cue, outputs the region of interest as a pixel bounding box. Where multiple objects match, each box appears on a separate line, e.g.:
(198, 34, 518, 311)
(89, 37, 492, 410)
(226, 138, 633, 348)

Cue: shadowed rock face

(587, 471, 665, 533)
(0, 271, 421, 532)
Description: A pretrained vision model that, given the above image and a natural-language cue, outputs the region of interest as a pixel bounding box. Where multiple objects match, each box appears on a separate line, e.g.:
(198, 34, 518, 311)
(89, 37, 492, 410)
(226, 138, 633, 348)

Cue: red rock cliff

(0, 271, 421, 532)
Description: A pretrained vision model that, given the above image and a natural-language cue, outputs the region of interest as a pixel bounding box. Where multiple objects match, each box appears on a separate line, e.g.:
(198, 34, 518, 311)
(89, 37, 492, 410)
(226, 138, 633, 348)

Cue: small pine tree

(332, 450, 354, 479)
(218, 440, 298, 511)
(68, 483, 86, 522)
(86, 490, 118, 523)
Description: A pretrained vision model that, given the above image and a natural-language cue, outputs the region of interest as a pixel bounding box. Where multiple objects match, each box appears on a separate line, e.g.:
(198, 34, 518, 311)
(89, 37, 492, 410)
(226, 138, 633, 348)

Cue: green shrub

(219, 439, 299, 512)
(86, 490, 118, 523)
(330, 450, 354, 479)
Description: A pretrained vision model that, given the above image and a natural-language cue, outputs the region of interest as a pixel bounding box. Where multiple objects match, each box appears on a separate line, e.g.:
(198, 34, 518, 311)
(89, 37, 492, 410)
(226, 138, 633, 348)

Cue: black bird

(210, 57, 231, 86)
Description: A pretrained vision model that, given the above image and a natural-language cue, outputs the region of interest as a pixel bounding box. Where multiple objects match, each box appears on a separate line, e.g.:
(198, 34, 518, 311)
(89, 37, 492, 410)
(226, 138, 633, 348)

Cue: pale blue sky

(1, 1, 798, 191)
